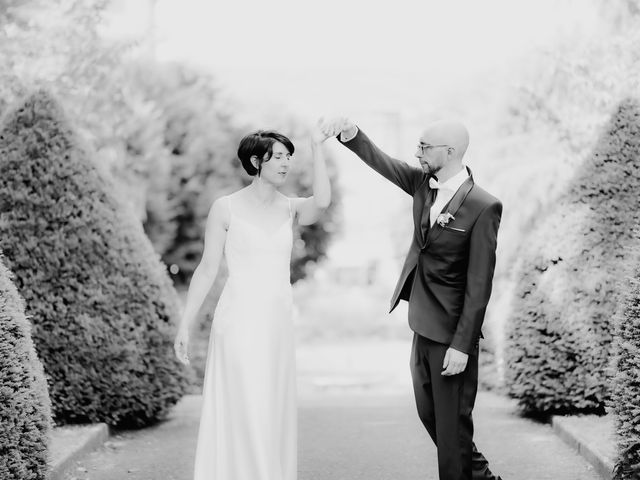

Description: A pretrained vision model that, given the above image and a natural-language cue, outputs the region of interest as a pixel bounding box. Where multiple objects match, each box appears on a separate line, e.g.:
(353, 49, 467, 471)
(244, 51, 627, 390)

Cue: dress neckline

(229, 212, 292, 237)
(227, 194, 293, 237)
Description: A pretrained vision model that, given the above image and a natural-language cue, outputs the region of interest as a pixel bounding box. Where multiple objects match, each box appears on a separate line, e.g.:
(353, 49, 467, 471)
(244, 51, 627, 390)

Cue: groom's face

(415, 132, 449, 176)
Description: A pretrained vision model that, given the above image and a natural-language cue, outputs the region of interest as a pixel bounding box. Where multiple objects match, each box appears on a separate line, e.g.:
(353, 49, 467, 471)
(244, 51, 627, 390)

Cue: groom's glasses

(417, 143, 450, 154)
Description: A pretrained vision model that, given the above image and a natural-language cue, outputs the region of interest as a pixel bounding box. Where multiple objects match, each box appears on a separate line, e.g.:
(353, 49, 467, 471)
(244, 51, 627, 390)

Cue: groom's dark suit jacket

(340, 129, 502, 354)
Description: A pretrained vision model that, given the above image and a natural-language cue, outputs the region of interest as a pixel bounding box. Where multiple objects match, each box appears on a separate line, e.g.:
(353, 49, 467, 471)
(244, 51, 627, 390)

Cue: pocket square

(444, 226, 466, 233)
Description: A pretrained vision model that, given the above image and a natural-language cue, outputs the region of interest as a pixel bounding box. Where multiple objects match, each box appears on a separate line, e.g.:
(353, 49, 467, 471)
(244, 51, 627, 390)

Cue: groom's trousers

(410, 333, 501, 480)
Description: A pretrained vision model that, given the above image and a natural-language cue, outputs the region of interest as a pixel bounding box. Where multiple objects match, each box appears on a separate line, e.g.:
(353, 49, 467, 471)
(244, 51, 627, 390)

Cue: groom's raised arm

(338, 127, 425, 196)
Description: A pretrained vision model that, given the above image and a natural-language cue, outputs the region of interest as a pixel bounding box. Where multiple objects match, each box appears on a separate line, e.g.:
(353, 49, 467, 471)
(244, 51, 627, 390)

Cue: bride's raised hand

(311, 117, 336, 145)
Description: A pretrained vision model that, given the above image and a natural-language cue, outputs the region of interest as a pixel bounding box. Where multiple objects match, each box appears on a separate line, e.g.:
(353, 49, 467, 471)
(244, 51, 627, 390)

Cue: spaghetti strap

(287, 197, 292, 220)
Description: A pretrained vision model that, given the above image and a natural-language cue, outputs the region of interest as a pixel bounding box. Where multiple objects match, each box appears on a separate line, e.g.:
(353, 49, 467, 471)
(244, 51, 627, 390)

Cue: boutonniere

(436, 212, 455, 227)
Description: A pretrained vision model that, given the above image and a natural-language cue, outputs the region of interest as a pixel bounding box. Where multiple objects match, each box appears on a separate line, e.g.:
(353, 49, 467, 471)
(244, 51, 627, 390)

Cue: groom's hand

(441, 347, 469, 376)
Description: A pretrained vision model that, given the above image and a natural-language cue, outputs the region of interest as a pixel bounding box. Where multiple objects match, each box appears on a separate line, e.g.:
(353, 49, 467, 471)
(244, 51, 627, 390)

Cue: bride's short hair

(237, 131, 294, 176)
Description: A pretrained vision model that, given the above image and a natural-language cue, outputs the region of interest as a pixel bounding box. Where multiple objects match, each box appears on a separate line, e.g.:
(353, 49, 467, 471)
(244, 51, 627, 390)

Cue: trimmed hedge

(613, 271, 640, 480)
(0, 255, 52, 480)
(505, 98, 640, 414)
(0, 90, 190, 427)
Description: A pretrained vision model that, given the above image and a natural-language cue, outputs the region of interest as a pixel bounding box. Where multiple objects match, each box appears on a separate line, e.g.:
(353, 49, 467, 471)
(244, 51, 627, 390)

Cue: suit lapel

(425, 174, 474, 246)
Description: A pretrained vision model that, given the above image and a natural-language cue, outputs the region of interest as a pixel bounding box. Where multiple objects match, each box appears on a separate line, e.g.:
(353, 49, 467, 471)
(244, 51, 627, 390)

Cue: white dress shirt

(339, 127, 359, 143)
(429, 167, 470, 226)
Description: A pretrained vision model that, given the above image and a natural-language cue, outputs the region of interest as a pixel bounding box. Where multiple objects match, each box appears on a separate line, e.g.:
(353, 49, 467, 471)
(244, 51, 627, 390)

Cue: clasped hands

(312, 117, 357, 144)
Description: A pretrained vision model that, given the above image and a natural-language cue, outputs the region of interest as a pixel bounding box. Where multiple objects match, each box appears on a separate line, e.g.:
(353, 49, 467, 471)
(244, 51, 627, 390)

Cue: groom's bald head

(420, 120, 470, 161)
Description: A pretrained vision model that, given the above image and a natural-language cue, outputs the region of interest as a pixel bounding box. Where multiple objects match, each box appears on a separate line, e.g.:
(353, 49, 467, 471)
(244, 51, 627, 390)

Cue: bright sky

(153, 0, 598, 69)
(147, 0, 604, 122)
(110, 0, 603, 120)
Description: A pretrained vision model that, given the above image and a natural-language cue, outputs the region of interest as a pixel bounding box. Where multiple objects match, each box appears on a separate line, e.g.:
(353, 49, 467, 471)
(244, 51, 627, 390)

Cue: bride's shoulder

(208, 195, 232, 229)
(211, 194, 232, 210)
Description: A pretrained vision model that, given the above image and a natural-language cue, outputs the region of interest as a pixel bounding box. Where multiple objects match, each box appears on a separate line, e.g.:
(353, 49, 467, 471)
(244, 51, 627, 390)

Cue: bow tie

(429, 177, 441, 189)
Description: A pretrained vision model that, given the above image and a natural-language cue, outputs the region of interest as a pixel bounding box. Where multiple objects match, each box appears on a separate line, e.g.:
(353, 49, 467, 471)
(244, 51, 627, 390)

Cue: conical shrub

(505, 98, 640, 414)
(612, 269, 640, 480)
(0, 90, 190, 427)
(0, 255, 52, 480)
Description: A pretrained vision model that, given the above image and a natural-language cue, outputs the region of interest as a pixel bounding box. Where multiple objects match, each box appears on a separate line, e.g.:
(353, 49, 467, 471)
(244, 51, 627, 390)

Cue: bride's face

(258, 141, 292, 186)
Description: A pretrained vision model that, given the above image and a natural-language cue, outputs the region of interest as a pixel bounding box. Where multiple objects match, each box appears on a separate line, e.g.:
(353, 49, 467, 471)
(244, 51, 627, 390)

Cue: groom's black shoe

(472, 445, 502, 480)
(473, 471, 502, 480)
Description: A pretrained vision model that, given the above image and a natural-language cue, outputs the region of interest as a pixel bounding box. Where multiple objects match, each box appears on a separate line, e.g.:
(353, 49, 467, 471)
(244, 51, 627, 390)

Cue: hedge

(0, 255, 52, 480)
(0, 90, 190, 427)
(612, 269, 640, 480)
(505, 98, 640, 414)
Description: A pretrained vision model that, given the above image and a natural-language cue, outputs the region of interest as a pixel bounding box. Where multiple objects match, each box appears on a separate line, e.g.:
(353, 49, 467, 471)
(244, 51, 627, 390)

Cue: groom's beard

(423, 164, 440, 177)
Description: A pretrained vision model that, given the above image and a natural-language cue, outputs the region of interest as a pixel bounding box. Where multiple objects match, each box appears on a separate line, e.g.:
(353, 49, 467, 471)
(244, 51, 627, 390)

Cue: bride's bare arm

(293, 125, 332, 226)
(177, 197, 229, 334)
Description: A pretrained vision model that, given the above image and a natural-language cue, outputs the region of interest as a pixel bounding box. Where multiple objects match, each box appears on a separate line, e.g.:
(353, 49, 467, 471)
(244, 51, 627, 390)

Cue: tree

(505, 99, 640, 414)
(481, 5, 640, 388)
(613, 270, 640, 480)
(0, 90, 190, 427)
(0, 255, 52, 480)
(127, 61, 341, 285)
(1, 5, 341, 288)
(0, 0, 170, 222)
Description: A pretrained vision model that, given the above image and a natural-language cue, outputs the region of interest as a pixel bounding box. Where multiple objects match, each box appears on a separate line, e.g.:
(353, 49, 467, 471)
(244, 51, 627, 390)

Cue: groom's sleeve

(450, 201, 503, 354)
(338, 128, 425, 196)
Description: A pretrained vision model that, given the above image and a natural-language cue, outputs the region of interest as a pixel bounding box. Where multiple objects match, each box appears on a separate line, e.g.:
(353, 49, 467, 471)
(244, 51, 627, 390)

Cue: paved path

(62, 391, 602, 480)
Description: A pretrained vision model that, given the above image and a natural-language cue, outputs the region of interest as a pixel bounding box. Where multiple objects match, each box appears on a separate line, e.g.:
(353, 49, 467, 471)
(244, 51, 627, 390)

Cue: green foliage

(0, 256, 52, 480)
(127, 61, 341, 286)
(0, 72, 25, 118)
(489, 15, 640, 341)
(0, 0, 168, 217)
(0, 90, 190, 427)
(0, 3, 340, 290)
(505, 99, 640, 414)
(126, 61, 245, 281)
(612, 271, 640, 480)
(489, 20, 640, 297)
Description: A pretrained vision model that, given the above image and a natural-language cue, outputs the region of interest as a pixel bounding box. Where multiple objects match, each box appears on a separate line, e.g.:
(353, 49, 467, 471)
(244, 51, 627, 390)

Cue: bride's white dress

(193, 195, 296, 480)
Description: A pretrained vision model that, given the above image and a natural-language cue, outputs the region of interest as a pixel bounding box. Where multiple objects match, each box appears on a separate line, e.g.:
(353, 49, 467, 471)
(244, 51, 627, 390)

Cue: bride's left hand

(174, 326, 190, 366)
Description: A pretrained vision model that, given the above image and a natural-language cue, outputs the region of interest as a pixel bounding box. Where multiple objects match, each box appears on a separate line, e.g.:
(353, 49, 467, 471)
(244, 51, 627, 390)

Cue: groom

(325, 118, 503, 480)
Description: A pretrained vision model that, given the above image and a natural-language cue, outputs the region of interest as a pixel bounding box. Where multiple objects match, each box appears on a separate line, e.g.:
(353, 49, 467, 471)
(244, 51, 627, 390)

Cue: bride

(174, 123, 332, 480)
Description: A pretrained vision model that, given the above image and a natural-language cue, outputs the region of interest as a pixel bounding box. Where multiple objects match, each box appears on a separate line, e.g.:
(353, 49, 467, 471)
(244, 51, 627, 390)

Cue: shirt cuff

(339, 126, 359, 143)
